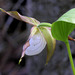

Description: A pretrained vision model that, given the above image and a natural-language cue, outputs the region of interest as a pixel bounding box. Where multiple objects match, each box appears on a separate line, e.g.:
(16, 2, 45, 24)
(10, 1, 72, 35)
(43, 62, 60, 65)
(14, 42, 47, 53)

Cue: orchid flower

(0, 8, 56, 64)
(1, 8, 75, 75)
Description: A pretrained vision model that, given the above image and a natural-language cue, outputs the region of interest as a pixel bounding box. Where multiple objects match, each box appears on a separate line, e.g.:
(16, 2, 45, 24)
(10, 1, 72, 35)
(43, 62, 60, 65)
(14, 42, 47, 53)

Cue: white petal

(24, 33, 46, 56)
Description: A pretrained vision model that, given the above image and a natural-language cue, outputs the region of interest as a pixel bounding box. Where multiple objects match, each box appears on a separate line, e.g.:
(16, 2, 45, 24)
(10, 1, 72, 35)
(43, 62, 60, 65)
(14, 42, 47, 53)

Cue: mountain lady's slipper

(1, 8, 75, 75)
(21, 25, 56, 64)
(0, 8, 56, 64)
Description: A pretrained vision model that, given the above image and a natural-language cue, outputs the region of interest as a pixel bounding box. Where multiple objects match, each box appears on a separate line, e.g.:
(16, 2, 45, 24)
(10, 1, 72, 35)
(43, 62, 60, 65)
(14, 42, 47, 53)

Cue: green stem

(65, 41, 75, 75)
(38, 22, 52, 27)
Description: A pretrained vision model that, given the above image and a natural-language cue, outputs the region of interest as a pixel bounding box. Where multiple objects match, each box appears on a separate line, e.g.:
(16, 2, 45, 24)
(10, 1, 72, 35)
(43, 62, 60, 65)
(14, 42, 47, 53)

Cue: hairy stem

(65, 41, 75, 75)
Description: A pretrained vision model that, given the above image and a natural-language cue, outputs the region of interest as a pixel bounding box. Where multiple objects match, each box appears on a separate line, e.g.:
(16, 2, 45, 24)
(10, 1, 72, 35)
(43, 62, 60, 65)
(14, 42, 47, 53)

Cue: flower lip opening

(24, 33, 47, 56)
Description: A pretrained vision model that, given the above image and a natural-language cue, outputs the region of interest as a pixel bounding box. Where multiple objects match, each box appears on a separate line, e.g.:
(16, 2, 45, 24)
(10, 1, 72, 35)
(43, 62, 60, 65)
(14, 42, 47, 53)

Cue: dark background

(0, 0, 75, 75)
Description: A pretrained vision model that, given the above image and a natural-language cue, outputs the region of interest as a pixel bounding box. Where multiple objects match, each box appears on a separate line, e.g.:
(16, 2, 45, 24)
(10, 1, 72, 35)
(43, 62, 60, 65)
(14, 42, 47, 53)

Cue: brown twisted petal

(0, 8, 40, 26)
(21, 41, 30, 59)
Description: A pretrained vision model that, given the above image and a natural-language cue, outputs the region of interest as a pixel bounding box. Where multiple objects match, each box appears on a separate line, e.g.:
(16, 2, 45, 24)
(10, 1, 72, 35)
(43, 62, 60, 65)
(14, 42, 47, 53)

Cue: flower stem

(38, 22, 52, 27)
(65, 41, 75, 75)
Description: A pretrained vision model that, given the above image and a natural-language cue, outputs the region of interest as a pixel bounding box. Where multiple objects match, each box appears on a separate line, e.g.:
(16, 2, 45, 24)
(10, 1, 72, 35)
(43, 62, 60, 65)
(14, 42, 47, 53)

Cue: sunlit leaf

(57, 8, 75, 24)
(0, 8, 40, 26)
(51, 21, 74, 42)
(39, 27, 56, 64)
(51, 8, 75, 42)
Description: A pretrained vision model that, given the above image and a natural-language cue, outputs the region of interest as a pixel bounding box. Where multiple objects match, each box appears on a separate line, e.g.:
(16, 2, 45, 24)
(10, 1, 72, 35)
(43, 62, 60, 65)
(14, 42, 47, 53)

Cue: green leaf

(51, 8, 75, 42)
(39, 27, 56, 64)
(51, 21, 74, 42)
(0, 8, 40, 26)
(57, 8, 75, 24)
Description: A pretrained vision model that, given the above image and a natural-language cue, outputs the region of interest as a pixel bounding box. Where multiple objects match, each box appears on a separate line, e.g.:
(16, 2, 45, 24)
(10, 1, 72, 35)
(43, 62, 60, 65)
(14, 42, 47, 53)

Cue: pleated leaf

(57, 8, 75, 24)
(51, 8, 75, 42)
(0, 8, 40, 26)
